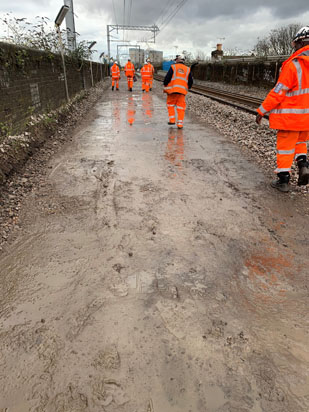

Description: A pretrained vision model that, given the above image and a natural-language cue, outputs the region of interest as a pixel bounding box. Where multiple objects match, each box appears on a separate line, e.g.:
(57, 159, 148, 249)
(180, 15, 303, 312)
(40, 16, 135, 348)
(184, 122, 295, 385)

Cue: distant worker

(146, 58, 155, 90)
(140, 61, 152, 92)
(111, 61, 120, 91)
(163, 55, 193, 129)
(124, 58, 135, 92)
(256, 26, 309, 192)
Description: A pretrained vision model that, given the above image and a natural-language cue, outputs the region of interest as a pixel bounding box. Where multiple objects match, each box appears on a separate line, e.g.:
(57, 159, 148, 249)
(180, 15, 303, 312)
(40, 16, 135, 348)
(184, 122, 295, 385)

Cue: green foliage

(0, 122, 11, 138)
(0, 13, 95, 62)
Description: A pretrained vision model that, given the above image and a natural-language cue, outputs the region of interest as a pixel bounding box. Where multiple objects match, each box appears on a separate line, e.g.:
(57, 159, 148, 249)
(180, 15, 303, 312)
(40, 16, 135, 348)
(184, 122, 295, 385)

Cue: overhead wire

(143, 0, 188, 43)
(155, 0, 178, 27)
(158, 0, 188, 35)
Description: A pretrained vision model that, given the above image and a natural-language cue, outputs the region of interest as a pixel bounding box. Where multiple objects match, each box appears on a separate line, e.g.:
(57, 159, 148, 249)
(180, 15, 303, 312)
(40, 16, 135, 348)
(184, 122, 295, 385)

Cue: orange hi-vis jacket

(146, 63, 154, 78)
(164, 63, 190, 95)
(257, 45, 309, 131)
(140, 64, 152, 80)
(111, 64, 120, 79)
(125, 62, 135, 77)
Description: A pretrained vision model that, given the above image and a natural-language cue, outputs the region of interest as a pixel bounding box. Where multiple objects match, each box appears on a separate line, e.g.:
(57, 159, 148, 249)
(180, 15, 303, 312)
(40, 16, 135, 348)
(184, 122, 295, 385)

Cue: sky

(0, 0, 308, 63)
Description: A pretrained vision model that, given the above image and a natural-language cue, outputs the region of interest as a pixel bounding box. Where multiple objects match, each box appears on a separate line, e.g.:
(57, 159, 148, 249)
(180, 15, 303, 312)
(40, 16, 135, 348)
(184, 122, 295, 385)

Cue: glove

(256, 114, 263, 125)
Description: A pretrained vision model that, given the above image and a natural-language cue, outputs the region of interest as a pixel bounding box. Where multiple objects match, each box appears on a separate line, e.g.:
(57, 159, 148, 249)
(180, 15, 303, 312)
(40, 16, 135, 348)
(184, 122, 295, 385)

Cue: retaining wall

(191, 59, 285, 89)
(0, 42, 108, 135)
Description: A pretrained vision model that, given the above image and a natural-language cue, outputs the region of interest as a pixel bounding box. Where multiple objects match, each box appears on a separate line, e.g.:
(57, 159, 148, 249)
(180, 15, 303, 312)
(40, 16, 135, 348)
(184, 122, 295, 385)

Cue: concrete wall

(0, 42, 108, 135)
(191, 60, 283, 89)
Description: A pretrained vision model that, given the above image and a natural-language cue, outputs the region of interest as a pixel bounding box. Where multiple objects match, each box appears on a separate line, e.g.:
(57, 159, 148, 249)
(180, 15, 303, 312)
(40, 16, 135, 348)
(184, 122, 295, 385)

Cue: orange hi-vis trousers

(166, 93, 186, 128)
(112, 78, 119, 89)
(142, 78, 150, 92)
(127, 76, 133, 90)
(276, 130, 309, 173)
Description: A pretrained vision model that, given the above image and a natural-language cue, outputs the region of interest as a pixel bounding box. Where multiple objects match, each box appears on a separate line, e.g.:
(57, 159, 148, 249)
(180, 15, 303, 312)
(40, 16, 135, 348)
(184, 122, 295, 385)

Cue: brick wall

(0, 42, 108, 135)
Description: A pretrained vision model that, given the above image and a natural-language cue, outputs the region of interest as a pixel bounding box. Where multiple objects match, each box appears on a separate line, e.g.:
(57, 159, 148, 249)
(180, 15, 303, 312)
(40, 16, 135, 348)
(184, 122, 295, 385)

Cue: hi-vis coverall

(140, 64, 152, 92)
(124, 61, 135, 90)
(164, 63, 193, 128)
(257, 45, 309, 173)
(147, 62, 155, 90)
(111, 63, 120, 89)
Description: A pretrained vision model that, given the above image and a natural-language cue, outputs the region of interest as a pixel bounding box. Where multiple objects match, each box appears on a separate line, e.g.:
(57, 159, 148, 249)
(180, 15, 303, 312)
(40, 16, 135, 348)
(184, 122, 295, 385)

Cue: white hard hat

(114, 61, 118, 65)
(128, 57, 131, 61)
(175, 54, 185, 62)
(292, 26, 309, 46)
(146, 58, 150, 62)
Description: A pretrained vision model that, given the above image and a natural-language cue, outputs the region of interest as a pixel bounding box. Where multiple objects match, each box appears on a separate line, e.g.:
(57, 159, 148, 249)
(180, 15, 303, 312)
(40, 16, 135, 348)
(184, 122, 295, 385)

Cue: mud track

(0, 80, 308, 411)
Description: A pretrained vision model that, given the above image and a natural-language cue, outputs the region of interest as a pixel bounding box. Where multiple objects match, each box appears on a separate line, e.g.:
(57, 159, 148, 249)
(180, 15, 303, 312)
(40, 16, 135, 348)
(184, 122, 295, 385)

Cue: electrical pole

(64, 0, 76, 50)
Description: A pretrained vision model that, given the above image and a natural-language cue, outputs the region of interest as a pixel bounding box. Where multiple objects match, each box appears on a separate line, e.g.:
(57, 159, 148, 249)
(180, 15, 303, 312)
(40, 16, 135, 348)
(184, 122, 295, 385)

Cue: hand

(256, 114, 263, 125)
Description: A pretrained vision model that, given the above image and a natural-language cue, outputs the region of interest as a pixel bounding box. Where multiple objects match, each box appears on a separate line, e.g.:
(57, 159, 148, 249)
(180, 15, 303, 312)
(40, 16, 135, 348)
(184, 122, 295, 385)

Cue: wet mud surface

(0, 78, 308, 411)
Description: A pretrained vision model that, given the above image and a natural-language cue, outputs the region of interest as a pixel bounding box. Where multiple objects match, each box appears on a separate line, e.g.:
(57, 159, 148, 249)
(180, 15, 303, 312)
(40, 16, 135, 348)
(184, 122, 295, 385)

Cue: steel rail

(153, 74, 264, 116)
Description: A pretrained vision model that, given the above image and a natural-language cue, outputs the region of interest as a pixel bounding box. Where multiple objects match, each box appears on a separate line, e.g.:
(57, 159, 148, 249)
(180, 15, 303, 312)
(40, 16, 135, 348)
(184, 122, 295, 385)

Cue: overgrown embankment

(0, 41, 108, 184)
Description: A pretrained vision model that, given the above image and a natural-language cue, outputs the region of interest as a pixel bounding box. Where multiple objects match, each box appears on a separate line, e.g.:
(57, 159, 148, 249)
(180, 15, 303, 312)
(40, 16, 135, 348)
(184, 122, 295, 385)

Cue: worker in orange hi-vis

(110, 61, 120, 91)
(140, 62, 152, 92)
(163, 55, 193, 129)
(256, 26, 309, 192)
(146, 58, 155, 90)
(124, 58, 135, 92)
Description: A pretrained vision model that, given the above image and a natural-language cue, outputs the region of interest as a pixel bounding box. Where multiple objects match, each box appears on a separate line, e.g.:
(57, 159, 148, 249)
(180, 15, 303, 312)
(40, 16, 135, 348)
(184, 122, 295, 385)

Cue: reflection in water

(112, 100, 121, 127)
(127, 96, 136, 126)
(165, 128, 184, 176)
(142, 93, 153, 120)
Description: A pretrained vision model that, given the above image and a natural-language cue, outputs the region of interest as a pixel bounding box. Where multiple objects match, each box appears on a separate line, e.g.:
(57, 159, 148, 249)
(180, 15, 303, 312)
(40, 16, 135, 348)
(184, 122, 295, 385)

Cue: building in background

(148, 50, 163, 64)
(129, 48, 145, 69)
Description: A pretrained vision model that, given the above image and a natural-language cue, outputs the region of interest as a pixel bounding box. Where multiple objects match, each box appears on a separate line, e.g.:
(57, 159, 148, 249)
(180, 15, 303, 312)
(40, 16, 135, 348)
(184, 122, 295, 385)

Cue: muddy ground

(0, 78, 308, 411)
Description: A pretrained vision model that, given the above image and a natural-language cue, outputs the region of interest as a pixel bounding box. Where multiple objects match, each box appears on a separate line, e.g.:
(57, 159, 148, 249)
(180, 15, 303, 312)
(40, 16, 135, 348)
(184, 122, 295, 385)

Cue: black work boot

(112, 86, 114, 91)
(297, 159, 309, 186)
(271, 172, 290, 192)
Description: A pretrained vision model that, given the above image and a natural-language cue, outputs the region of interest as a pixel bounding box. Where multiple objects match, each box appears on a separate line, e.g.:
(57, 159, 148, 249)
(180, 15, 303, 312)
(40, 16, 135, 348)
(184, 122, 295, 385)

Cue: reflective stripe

(277, 149, 295, 154)
(176, 106, 185, 110)
(298, 50, 309, 57)
(167, 104, 175, 107)
(173, 76, 189, 82)
(275, 167, 291, 172)
(171, 85, 188, 91)
(292, 59, 302, 89)
(296, 141, 308, 144)
(271, 108, 309, 114)
(286, 88, 309, 97)
(258, 105, 267, 114)
(295, 153, 307, 159)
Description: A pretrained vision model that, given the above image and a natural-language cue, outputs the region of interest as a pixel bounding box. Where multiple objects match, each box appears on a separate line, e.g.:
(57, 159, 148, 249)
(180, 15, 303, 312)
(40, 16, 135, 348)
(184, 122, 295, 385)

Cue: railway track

(153, 74, 264, 116)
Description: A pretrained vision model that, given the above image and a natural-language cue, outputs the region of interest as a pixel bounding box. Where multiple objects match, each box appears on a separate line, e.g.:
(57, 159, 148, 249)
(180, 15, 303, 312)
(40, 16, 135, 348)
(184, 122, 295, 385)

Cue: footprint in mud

(92, 378, 130, 407)
(93, 346, 121, 370)
(66, 298, 104, 341)
(109, 282, 128, 297)
(53, 385, 88, 412)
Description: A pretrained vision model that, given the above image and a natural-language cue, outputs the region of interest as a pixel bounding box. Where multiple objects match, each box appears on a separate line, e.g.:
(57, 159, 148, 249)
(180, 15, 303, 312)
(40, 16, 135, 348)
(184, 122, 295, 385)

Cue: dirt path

(0, 80, 308, 411)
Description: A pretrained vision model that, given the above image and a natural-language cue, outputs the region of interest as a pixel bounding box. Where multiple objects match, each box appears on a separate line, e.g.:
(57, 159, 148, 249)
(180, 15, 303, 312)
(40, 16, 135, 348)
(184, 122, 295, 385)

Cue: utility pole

(64, 0, 76, 50)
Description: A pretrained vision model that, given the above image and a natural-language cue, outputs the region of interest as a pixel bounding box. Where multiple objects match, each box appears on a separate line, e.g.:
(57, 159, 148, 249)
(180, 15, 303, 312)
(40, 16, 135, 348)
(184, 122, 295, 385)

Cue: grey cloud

(77, 0, 309, 26)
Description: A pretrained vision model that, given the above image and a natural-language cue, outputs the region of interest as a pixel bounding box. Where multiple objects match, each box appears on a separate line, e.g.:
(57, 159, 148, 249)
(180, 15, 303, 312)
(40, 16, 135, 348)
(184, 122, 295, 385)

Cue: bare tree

(195, 49, 207, 61)
(254, 23, 302, 56)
